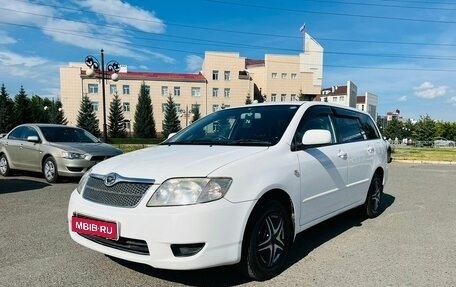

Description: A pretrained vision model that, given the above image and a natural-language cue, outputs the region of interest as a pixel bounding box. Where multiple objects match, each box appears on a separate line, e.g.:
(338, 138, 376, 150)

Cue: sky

(1, 0, 456, 121)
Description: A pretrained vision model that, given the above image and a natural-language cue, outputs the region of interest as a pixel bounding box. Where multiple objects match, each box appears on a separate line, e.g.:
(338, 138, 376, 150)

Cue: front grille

(80, 234, 149, 255)
(91, 156, 111, 162)
(82, 177, 152, 207)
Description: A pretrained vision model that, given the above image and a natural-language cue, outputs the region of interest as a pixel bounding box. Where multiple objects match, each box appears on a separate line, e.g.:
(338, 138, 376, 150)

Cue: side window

(294, 106, 335, 149)
(360, 114, 380, 140)
(335, 117, 365, 143)
(8, 126, 26, 140)
(24, 127, 39, 139)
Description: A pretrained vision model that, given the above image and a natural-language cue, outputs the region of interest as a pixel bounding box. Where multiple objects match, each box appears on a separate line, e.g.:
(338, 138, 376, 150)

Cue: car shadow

(107, 193, 395, 286)
(0, 178, 51, 194)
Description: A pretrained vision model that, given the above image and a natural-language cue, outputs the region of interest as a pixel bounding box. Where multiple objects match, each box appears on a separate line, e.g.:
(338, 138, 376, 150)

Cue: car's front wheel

(43, 157, 59, 183)
(240, 200, 292, 281)
(0, 154, 11, 176)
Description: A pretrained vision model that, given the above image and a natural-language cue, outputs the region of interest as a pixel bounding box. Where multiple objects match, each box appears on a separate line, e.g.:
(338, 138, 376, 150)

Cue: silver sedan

(0, 124, 122, 183)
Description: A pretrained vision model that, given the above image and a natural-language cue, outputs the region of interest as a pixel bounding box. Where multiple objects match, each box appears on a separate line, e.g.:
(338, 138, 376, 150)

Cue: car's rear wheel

(364, 174, 383, 218)
(43, 157, 59, 183)
(240, 200, 292, 281)
(0, 154, 11, 176)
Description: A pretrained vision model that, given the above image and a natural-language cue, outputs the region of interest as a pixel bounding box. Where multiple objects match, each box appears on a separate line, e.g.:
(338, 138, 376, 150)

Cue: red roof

(321, 85, 348, 95)
(81, 71, 207, 82)
(357, 96, 366, 104)
(245, 58, 265, 67)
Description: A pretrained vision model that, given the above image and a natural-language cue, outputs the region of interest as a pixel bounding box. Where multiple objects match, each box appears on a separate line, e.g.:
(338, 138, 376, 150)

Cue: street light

(84, 49, 120, 142)
(180, 105, 193, 127)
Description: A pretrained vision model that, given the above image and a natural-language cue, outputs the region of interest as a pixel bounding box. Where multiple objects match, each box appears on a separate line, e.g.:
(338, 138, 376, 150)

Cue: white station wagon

(68, 102, 388, 280)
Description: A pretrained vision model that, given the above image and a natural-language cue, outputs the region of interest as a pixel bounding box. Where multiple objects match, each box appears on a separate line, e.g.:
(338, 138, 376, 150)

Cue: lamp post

(180, 105, 193, 127)
(84, 49, 120, 142)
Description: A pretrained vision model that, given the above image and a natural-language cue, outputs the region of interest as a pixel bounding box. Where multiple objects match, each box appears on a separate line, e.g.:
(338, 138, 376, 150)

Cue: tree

(54, 100, 69, 125)
(192, 105, 201, 122)
(0, 84, 15, 133)
(413, 115, 436, 141)
(162, 95, 181, 138)
(383, 118, 403, 141)
(77, 94, 101, 138)
(108, 93, 127, 138)
(14, 85, 32, 125)
(30, 95, 47, 123)
(245, 94, 252, 105)
(134, 82, 156, 138)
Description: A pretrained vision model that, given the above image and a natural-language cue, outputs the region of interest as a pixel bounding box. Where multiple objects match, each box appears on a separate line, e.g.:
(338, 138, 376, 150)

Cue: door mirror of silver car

(26, 136, 40, 143)
(302, 129, 332, 146)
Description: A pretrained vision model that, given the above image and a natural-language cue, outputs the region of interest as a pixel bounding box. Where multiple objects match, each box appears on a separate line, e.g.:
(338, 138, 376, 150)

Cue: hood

(49, 142, 122, 156)
(90, 145, 268, 183)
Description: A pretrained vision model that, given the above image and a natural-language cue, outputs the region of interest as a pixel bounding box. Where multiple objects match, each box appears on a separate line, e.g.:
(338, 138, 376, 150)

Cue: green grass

(392, 145, 456, 162)
(108, 137, 165, 153)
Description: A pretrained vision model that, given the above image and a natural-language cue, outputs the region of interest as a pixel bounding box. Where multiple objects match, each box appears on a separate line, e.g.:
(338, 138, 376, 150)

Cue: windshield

(164, 105, 299, 146)
(40, 126, 99, 143)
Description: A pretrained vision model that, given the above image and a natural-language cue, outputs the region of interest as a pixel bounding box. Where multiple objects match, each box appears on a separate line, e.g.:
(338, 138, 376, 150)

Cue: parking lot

(0, 162, 455, 287)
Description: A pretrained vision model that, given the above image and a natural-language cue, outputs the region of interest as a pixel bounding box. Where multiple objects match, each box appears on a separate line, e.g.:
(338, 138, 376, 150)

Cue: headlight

(147, 178, 232, 206)
(61, 151, 86, 159)
(77, 170, 91, 194)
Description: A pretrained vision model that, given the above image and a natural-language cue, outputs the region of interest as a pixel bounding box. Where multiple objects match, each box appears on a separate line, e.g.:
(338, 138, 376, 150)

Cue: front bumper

(56, 158, 98, 177)
(68, 189, 253, 270)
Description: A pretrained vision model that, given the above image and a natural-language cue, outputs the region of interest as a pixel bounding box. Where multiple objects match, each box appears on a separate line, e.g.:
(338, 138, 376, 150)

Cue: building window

(271, 94, 277, 102)
(122, 85, 130, 95)
(212, 70, 219, 80)
(224, 71, 231, 81)
(123, 120, 131, 131)
(362, 104, 365, 111)
(161, 86, 168, 97)
(110, 84, 117, 95)
(191, 87, 201, 97)
(281, 73, 287, 79)
(91, 101, 99, 112)
(291, 73, 297, 79)
(88, 84, 98, 94)
(191, 104, 200, 113)
(212, 88, 219, 97)
(281, 94, 286, 102)
(291, 94, 296, 101)
(145, 85, 150, 96)
(224, 88, 230, 98)
(161, 103, 167, 112)
(174, 86, 181, 96)
(272, 73, 277, 79)
(175, 104, 181, 112)
(123, 102, 130, 112)
(212, 104, 219, 112)
(340, 96, 345, 102)
(332, 97, 337, 102)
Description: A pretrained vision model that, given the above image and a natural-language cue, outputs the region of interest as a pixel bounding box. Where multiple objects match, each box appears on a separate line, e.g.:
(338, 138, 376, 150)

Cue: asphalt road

(0, 163, 455, 287)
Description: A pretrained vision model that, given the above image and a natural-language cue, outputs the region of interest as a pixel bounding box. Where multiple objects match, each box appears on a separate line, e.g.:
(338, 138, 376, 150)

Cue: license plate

(71, 216, 118, 240)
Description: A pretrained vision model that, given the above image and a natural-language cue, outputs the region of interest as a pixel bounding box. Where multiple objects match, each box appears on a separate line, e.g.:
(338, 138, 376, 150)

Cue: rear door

(332, 108, 380, 205)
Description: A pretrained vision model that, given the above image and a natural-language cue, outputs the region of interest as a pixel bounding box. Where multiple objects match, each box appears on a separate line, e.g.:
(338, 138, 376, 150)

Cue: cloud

(397, 96, 407, 102)
(413, 81, 447, 99)
(185, 55, 203, 73)
(449, 96, 456, 106)
(76, 0, 165, 33)
(0, 31, 16, 44)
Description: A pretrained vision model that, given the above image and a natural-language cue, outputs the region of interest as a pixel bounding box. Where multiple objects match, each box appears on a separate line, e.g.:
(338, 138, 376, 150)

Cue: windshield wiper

(229, 139, 272, 146)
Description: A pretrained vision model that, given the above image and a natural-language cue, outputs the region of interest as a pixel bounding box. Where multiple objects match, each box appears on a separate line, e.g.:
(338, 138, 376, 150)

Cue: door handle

(338, 150, 348, 160)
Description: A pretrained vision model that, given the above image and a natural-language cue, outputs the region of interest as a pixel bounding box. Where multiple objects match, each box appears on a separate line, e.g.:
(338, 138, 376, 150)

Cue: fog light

(171, 243, 205, 257)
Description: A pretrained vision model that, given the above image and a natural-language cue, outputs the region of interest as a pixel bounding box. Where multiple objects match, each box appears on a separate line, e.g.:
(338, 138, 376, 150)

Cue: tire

(364, 174, 383, 218)
(0, 154, 11, 176)
(240, 200, 292, 281)
(43, 157, 59, 183)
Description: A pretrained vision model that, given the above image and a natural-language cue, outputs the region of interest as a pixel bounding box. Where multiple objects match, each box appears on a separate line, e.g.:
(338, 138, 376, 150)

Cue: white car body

(68, 102, 388, 280)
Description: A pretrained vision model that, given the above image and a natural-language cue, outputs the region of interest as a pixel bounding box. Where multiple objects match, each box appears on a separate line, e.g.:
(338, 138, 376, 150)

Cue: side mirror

(167, 133, 176, 139)
(302, 129, 332, 146)
(27, 136, 40, 143)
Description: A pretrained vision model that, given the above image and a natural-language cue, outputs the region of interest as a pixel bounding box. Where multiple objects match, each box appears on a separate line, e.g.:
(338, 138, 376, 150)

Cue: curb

(392, 159, 456, 165)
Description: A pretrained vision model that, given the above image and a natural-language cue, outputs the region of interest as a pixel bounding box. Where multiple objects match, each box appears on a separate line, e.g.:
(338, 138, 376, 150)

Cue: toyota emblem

(104, 173, 118, 187)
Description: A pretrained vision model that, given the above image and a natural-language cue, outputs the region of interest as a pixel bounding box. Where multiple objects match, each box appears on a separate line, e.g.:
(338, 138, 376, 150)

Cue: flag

(299, 23, 306, 34)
